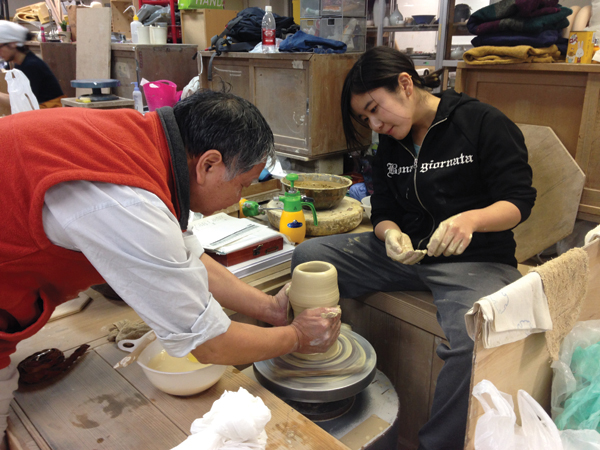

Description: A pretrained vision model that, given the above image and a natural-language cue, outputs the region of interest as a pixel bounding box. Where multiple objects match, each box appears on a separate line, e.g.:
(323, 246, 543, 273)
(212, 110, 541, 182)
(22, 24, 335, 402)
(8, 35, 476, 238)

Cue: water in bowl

(147, 349, 210, 373)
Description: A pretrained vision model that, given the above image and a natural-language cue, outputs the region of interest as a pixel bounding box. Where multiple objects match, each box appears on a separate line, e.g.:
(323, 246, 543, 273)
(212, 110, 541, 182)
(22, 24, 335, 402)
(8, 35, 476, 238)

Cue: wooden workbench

(7, 288, 350, 450)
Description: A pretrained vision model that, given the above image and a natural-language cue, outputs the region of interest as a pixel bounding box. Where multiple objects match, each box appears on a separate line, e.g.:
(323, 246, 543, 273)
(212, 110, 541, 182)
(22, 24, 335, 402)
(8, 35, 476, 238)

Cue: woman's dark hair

(16, 32, 35, 53)
(341, 46, 440, 149)
(173, 89, 275, 179)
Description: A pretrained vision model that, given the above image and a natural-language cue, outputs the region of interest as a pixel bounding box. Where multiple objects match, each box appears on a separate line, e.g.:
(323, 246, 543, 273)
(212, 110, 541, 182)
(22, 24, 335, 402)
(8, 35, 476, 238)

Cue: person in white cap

(0, 20, 64, 111)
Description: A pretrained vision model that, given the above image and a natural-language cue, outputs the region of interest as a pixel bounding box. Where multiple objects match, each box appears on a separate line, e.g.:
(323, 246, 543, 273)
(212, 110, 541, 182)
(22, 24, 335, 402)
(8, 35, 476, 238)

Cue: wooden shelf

(367, 24, 439, 33)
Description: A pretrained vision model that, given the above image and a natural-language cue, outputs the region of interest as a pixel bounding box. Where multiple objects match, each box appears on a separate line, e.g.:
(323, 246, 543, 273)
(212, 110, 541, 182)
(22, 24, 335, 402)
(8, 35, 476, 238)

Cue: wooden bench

(340, 124, 586, 450)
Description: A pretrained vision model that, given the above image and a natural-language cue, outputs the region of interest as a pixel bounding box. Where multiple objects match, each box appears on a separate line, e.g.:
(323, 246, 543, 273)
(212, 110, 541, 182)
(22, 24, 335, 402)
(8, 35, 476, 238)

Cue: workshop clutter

(472, 380, 600, 449)
(299, 0, 367, 52)
(141, 79, 180, 111)
(15, 2, 50, 24)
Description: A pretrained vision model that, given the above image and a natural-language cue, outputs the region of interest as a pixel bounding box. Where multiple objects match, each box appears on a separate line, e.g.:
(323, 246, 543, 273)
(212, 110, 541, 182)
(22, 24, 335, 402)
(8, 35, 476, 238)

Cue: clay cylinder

(288, 261, 339, 318)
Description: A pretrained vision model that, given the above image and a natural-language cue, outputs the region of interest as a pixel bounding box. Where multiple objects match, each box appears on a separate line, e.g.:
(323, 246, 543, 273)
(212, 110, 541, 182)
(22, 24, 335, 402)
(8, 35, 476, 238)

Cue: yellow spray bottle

(238, 174, 318, 244)
(278, 174, 317, 244)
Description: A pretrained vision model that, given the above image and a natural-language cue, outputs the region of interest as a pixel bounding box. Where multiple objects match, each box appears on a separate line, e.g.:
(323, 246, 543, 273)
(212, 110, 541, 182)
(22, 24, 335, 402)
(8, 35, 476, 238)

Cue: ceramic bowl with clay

(134, 339, 226, 396)
(281, 173, 352, 210)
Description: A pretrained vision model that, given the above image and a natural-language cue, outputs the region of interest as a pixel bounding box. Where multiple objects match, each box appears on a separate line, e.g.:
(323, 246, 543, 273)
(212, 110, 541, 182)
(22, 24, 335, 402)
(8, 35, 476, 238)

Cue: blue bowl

(412, 15, 435, 25)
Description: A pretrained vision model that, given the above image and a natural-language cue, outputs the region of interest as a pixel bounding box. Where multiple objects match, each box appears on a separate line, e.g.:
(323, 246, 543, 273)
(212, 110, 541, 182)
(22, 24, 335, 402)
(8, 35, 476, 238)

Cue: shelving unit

(138, 0, 180, 43)
(366, 0, 475, 86)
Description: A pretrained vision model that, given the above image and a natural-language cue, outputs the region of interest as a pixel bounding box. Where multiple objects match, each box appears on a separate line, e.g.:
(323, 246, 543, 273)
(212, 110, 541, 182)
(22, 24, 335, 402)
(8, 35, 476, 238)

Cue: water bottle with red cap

(261, 6, 276, 53)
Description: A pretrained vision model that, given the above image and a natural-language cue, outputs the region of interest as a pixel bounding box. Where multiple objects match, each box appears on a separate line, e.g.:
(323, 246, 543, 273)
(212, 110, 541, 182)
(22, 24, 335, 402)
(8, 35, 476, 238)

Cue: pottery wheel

(265, 197, 364, 236)
(253, 328, 377, 403)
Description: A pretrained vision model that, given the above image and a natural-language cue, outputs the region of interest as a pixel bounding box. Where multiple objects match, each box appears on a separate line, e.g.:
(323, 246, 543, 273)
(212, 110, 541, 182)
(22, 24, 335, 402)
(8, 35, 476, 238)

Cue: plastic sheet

(5, 69, 39, 114)
(552, 320, 600, 432)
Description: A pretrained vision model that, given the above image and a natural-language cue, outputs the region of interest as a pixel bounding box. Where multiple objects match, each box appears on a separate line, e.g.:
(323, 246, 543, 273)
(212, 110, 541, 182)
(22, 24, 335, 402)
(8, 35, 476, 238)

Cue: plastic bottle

(130, 14, 143, 44)
(40, 26, 47, 43)
(131, 82, 144, 113)
(261, 6, 277, 53)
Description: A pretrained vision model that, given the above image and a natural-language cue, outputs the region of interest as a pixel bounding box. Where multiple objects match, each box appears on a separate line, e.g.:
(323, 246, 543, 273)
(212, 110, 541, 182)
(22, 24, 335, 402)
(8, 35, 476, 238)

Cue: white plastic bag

(5, 69, 39, 114)
(473, 380, 563, 450)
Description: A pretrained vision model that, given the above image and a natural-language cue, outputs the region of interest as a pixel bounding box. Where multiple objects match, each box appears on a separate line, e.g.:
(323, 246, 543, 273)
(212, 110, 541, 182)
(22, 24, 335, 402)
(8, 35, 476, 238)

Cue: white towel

(584, 224, 600, 245)
(171, 387, 271, 450)
(465, 272, 553, 348)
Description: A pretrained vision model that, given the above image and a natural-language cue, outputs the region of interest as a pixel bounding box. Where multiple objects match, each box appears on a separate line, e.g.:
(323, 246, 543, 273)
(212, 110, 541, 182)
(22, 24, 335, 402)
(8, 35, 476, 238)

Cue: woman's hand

(384, 229, 426, 265)
(427, 213, 474, 257)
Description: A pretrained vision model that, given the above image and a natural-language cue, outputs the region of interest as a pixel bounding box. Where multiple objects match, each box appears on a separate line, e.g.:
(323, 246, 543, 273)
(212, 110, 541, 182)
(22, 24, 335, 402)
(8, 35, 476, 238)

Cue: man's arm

(200, 252, 287, 326)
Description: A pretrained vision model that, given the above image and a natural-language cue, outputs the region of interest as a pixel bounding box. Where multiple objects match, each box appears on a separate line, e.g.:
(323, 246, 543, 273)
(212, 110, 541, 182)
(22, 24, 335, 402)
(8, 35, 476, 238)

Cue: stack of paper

(192, 213, 279, 254)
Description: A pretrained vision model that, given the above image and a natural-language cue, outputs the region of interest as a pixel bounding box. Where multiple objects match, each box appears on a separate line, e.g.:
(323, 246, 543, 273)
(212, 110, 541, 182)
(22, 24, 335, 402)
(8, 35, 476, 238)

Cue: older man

(0, 90, 340, 448)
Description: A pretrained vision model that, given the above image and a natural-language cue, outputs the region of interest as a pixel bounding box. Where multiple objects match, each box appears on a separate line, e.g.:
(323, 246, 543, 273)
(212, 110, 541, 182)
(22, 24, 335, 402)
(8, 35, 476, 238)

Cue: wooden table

(7, 288, 350, 450)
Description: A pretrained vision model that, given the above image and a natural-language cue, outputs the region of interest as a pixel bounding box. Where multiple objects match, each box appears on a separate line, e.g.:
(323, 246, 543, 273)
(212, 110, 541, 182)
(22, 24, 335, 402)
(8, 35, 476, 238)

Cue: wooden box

(181, 9, 239, 50)
(198, 52, 365, 160)
(208, 235, 284, 266)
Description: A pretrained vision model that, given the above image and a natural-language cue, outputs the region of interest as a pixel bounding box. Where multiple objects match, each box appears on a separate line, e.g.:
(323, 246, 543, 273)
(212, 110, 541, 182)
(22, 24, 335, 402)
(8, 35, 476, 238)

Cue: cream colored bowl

(361, 196, 372, 218)
(136, 339, 226, 396)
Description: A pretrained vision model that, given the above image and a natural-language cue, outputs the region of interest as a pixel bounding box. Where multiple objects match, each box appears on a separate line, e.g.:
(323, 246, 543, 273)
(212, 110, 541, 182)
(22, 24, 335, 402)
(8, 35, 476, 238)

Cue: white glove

(427, 213, 473, 257)
(384, 229, 426, 265)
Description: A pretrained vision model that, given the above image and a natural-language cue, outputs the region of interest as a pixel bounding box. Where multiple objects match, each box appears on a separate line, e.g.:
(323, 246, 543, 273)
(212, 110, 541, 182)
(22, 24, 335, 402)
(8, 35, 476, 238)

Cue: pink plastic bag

(142, 80, 177, 111)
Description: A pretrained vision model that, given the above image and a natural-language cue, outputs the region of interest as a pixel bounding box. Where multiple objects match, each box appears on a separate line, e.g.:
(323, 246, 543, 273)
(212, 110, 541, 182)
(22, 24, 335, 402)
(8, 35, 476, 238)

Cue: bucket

(143, 80, 178, 111)
(150, 25, 167, 45)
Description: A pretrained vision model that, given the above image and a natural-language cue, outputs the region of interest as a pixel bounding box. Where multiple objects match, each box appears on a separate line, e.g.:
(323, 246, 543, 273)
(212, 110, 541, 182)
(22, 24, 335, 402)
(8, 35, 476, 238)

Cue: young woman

(0, 20, 64, 111)
(292, 46, 536, 449)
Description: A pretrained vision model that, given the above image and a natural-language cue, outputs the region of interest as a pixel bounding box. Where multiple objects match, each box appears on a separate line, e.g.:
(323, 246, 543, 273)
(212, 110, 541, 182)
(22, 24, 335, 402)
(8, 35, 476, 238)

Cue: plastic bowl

(412, 15, 436, 24)
(281, 173, 352, 210)
(136, 339, 226, 396)
(361, 196, 372, 218)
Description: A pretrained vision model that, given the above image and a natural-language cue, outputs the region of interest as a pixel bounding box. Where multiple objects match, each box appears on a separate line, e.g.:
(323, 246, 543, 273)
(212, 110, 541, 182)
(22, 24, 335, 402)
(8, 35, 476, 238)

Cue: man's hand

(427, 213, 474, 257)
(290, 307, 341, 354)
(267, 282, 291, 327)
(384, 229, 426, 265)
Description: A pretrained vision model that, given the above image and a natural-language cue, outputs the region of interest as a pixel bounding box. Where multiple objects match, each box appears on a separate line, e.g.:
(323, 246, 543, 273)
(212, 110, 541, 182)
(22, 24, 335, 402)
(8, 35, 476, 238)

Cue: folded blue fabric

(279, 30, 347, 54)
(471, 29, 560, 47)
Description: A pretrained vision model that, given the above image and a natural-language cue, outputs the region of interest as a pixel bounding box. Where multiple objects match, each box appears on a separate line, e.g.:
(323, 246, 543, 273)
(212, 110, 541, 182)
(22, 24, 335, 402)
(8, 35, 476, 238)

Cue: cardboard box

(208, 235, 284, 267)
(178, 0, 224, 10)
(566, 31, 595, 64)
(181, 9, 238, 49)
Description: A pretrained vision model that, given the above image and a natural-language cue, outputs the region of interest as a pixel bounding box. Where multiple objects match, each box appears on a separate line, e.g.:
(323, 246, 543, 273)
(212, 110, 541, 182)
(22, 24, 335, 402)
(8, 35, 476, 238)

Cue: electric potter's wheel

(253, 328, 376, 403)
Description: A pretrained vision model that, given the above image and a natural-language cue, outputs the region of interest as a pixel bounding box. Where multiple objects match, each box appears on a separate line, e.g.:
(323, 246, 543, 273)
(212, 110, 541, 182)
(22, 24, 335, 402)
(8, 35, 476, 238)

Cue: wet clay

(292, 181, 343, 190)
(289, 262, 340, 361)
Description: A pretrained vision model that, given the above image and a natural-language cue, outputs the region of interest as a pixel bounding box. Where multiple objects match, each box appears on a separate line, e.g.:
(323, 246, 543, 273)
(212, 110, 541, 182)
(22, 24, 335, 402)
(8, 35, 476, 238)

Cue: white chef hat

(0, 21, 29, 46)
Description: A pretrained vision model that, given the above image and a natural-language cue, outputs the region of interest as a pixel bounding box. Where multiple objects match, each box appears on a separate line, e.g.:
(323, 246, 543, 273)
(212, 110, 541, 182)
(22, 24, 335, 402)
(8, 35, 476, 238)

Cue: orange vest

(0, 107, 184, 368)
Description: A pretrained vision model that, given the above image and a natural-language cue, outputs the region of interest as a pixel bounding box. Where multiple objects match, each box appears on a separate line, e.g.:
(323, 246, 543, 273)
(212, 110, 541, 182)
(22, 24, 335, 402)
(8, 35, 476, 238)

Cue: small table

(61, 97, 135, 109)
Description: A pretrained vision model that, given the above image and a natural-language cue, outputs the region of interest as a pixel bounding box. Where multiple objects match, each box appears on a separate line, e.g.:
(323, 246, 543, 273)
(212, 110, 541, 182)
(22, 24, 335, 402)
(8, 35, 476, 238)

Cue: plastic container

(300, 0, 320, 18)
(142, 80, 178, 111)
(321, 0, 366, 17)
(131, 82, 144, 113)
(320, 17, 366, 52)
(150, 24, 167, 45)
(137, 26, 150, 44)
(130, 14, 143, 43)
(262, 6, 276, 53)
